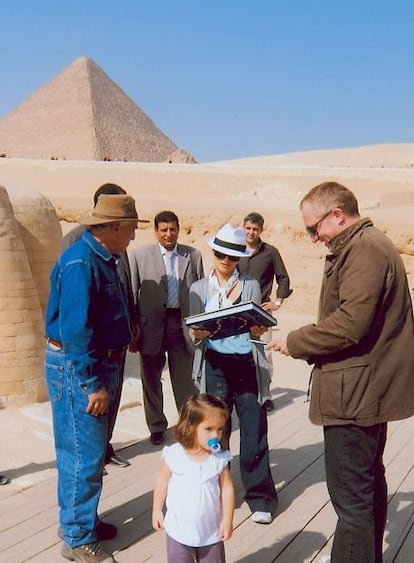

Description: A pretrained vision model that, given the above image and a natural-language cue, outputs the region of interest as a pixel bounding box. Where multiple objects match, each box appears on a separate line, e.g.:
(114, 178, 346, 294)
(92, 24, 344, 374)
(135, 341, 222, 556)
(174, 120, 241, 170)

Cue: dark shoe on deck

(95, 521, 117, 541)
(150, 431, 165, 445)
(58, 520, 117, 542)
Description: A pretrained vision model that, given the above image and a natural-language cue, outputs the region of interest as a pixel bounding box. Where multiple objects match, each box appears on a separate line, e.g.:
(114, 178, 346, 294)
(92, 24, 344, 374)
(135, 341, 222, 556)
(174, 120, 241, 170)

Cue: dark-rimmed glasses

(305, 210, 333, 237)
(214, 250, 239, 262)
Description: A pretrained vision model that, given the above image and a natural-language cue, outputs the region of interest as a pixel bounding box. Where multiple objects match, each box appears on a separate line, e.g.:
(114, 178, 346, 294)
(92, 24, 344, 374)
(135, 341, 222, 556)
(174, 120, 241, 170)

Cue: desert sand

(0, 143, 413, 486)
(1, 142, 413, 320)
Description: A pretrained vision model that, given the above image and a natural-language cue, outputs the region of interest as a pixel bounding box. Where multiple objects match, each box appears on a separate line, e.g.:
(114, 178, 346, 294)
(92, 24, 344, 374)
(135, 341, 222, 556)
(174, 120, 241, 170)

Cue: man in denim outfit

(62, 183, 145, 472)
(45, 194, 139, 563)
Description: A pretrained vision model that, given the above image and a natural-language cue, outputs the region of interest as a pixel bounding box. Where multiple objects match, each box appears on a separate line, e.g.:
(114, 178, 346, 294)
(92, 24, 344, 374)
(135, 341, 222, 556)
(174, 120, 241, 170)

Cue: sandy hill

(0, 57, 194, 163)
(0, 143, 413, 320)
(219, 143, 414, 169)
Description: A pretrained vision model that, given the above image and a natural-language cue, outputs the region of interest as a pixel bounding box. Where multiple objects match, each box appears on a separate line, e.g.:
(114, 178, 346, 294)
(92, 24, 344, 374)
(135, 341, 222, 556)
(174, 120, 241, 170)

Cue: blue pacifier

(207, 437, 221, 452)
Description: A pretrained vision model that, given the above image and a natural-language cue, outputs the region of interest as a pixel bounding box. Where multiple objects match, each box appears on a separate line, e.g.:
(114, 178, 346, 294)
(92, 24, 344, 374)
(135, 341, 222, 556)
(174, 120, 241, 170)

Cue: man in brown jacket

(270, 181, 414, 563)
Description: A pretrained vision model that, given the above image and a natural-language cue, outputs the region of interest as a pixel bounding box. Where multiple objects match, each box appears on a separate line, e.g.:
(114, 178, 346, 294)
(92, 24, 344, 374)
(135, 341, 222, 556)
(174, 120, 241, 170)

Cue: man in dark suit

(129, 210, 204, 444)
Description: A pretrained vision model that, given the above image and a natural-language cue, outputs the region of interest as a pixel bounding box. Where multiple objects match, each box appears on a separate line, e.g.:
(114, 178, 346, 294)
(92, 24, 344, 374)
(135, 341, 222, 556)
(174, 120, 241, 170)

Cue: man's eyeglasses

(305, 210, 333, 237)
(214, 250, 239, 262)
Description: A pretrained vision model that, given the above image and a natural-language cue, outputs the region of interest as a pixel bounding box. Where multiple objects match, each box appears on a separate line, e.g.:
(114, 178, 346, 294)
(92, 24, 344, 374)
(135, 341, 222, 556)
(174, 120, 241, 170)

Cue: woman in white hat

(189, 224, 278, 524)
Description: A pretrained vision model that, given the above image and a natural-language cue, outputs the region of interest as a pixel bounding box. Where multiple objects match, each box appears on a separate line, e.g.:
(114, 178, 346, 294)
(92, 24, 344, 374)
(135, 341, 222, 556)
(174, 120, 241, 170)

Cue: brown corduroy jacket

(287, 218, 414, 426)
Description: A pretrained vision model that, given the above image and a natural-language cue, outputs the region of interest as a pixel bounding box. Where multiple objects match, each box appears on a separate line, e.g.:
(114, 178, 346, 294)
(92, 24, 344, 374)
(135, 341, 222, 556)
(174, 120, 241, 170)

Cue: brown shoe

(61, 541, 115, 562)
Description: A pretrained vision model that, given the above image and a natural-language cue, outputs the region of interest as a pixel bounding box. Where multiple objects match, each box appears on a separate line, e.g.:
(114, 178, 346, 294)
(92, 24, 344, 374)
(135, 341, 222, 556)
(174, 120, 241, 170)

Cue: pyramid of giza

(0, 56, 192, 162)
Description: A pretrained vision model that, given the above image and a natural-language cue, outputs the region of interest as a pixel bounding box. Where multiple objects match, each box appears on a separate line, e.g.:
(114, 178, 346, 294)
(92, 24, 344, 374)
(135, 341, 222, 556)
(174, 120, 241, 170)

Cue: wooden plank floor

(1, 385, 414, 562)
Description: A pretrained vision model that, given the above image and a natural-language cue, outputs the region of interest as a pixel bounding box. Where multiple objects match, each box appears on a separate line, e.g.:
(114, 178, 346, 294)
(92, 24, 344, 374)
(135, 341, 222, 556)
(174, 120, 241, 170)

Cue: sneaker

(0, 475, 9, 486)
(61, 541, 114, 562)
(58, 521, 117, 541)
(109, 452, 130, 467)
(251, 511, 272, 524)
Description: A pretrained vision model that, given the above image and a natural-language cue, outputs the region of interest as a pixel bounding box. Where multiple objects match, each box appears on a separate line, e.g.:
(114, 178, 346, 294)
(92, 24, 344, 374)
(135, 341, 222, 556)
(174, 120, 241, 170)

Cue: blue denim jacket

(45, 231, 132, 388)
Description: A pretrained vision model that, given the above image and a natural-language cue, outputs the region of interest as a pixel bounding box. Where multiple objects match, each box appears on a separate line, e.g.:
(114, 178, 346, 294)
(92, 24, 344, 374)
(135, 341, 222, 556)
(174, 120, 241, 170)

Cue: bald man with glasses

(269, 181, 414, 563)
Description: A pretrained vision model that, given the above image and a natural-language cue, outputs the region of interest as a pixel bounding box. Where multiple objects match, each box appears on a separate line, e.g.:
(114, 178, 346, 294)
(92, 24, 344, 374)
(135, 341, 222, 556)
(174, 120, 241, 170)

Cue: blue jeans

(205, 349, 278, 515)
(45, 344, 119, 547)
(324, 423, 388, 563)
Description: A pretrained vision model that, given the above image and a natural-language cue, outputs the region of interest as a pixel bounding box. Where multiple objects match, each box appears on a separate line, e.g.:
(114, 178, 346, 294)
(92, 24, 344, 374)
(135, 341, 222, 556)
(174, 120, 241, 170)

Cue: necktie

(165, 253, 179, 308)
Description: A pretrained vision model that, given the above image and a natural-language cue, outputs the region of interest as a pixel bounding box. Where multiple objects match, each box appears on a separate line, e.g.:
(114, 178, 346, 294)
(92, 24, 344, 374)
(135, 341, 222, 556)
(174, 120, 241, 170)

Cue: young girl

(152, 394, 235, 563)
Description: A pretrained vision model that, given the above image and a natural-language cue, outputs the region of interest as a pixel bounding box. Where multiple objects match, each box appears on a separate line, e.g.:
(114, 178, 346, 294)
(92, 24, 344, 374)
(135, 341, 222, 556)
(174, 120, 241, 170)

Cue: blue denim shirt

(45, 231, 132, 388)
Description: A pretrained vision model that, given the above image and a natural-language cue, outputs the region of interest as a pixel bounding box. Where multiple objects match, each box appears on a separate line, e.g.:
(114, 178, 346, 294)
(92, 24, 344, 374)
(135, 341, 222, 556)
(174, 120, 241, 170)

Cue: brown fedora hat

(80, 194, 147, 226)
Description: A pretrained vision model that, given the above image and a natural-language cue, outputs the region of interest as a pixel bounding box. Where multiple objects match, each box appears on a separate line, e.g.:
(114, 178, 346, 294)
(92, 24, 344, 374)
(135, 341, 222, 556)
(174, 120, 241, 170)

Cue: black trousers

(324, 423, 388, 563)
(105, 353, 125, 463)
(205, 349, 278, 514)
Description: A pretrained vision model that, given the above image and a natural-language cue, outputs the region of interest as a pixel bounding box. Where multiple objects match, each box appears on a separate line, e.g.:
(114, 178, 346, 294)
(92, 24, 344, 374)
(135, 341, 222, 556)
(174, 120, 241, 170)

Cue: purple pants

(166, 534, 226, 563)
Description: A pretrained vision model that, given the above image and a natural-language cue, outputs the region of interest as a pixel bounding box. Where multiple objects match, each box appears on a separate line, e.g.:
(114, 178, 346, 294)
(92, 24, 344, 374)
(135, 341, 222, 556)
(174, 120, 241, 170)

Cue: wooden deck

(1, 385, 414, 562)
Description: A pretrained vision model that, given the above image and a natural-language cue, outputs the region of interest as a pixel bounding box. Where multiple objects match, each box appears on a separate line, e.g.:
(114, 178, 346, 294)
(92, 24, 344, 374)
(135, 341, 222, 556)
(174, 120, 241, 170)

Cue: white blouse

(162, 442, 233, 547)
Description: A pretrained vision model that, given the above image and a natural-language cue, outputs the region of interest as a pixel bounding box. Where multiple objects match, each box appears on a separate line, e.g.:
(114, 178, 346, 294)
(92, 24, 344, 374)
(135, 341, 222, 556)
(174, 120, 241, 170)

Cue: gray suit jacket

(129, 243, 204, 355)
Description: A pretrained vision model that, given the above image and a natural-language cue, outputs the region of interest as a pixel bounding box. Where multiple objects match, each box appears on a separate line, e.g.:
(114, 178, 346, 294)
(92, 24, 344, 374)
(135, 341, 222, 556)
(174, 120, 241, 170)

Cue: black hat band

(213, 237, 246, 253)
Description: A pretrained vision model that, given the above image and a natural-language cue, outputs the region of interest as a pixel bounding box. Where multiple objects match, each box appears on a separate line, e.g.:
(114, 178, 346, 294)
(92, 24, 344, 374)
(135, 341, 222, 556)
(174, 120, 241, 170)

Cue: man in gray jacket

(129, 210, 204, 445)
(270, 181, 414, 563)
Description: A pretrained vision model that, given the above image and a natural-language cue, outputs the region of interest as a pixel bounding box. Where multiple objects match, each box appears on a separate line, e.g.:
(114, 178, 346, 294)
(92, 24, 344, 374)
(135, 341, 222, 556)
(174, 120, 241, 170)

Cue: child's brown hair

(175, 394, 229, 449)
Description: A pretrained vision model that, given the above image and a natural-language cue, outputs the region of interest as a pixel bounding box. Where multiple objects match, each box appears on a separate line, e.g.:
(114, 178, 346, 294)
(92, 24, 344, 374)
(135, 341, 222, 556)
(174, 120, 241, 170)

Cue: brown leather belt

(47, 339, 125, 361)
(47, 338, 62, 349)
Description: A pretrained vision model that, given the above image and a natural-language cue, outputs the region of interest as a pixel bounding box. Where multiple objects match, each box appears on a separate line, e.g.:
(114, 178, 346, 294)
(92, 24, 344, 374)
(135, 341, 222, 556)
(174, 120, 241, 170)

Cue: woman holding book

(188, 223, 278, 525)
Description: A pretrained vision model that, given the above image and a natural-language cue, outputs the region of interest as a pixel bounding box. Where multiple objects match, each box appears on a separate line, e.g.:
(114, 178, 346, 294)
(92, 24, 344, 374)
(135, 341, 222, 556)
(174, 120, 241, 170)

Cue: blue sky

(1, 1, 413, 162)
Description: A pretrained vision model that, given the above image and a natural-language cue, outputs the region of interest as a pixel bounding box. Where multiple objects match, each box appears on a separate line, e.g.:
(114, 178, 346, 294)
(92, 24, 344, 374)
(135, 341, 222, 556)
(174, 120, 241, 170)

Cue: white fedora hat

(207, 223, 250, 257)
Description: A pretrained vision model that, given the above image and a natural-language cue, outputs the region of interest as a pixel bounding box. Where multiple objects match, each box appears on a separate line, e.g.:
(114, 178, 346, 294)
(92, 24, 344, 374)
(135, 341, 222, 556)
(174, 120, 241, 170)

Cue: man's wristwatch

(275, 299, 282, 307)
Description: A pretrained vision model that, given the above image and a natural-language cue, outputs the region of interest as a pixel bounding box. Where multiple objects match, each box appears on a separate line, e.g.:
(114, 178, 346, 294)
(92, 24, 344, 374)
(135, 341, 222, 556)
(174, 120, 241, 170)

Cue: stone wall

(0, 185, 61, 406)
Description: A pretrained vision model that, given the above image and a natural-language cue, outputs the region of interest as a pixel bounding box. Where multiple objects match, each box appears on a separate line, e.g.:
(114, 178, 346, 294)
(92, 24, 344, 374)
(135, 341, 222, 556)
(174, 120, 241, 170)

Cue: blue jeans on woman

(324, 423, 388, 563)
(45, 344, 119, 548)
(205, 349, 278, 515)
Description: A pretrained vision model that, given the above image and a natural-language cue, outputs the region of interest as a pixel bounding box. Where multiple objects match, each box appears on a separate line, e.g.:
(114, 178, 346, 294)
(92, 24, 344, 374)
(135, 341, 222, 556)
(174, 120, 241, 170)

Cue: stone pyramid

(0, 57, 193, 162)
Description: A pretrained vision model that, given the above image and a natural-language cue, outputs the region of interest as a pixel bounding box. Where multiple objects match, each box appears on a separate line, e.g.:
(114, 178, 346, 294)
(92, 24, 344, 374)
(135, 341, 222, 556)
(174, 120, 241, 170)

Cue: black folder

(185, 301, 277, 340)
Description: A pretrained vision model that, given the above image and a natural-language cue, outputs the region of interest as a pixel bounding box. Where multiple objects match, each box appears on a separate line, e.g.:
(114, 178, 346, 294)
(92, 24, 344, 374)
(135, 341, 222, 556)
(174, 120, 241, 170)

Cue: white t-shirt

(162, 442, 233, 547)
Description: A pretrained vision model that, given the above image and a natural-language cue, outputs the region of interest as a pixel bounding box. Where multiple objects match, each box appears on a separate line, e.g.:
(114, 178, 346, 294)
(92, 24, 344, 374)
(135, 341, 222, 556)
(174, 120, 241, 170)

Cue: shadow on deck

(1, 386, 414, 562)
